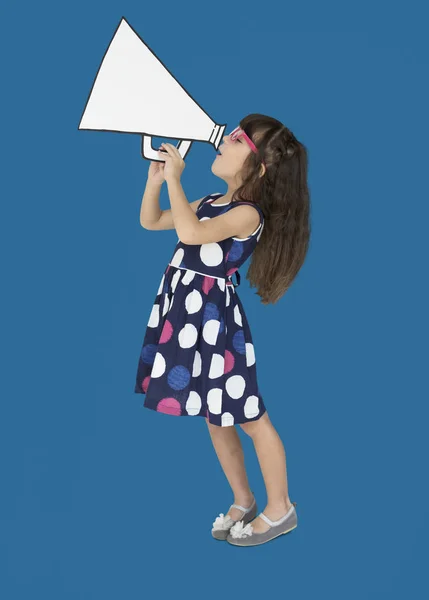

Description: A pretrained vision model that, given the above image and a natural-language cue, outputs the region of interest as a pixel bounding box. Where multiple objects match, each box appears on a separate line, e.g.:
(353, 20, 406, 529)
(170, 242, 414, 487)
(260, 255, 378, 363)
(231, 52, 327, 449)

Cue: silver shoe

(226, 502, 298, 546)
(211, 493, 258, 540)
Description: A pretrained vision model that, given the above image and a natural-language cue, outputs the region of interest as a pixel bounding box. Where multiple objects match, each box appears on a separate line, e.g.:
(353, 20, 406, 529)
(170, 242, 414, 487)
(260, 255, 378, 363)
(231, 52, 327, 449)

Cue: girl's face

(211, 129, 254, 184)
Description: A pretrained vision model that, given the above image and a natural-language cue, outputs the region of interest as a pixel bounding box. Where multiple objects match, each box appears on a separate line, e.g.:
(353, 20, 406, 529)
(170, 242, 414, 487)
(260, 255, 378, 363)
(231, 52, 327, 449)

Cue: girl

(135, 113, 311, 546)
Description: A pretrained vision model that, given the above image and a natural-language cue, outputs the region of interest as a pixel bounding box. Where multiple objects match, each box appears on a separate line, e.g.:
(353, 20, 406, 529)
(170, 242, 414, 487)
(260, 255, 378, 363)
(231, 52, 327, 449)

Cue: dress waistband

(167, 264, 241, 288)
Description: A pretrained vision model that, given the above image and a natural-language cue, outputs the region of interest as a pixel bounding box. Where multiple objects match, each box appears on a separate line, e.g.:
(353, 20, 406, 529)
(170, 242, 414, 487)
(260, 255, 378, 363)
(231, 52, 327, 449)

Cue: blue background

(1, 1, 428, 598)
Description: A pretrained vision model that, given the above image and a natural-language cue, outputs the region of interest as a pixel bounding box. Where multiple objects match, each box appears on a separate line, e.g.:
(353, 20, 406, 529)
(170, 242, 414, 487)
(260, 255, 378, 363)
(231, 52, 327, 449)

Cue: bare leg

(240, 411, 293, 533)
(206, 418, 255, 521)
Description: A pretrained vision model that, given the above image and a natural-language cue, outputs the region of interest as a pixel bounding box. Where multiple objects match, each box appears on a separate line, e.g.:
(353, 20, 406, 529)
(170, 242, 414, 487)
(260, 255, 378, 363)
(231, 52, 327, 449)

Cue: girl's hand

(147, 155, 166, 186)
(158, 143, 186, 184)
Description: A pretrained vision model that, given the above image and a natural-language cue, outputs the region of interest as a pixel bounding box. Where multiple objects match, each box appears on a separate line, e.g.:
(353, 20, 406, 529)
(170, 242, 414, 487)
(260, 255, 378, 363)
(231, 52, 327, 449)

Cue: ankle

(266, 497, 293, 513)
(233, 490, 254, 507)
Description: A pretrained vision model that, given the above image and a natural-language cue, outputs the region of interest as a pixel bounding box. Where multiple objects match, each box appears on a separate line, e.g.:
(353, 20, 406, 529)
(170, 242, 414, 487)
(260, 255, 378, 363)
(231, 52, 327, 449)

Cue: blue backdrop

(1, 1, 428, 598)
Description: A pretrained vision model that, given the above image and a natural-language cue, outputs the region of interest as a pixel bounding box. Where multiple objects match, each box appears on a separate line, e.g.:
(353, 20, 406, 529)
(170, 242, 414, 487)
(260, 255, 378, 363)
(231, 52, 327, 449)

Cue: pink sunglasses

(229, 126, 266, 168)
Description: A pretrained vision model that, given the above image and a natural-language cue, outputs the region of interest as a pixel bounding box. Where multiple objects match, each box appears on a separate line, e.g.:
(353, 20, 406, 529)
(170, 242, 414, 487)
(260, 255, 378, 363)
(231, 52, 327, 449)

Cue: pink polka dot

(157, 397, 181, 416)
(224, 349, 235, 373)
(160, 319, 173, 343)
(142, 376, 151, 392)
(226, 267, 238, 276)
(202, 276, 216, 295)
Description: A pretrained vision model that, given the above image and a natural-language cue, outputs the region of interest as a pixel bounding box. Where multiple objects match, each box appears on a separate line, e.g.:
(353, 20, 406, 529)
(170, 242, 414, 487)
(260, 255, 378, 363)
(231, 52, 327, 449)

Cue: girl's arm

(140, 180, 205, 231)
(139, 180, 163, 228)
(167, 180, 259, 244)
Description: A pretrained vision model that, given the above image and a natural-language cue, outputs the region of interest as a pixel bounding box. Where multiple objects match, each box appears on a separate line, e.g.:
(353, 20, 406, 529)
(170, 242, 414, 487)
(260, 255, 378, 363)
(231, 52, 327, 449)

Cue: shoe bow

(212, 513, 235, 531)
(229, 520, 254, 539)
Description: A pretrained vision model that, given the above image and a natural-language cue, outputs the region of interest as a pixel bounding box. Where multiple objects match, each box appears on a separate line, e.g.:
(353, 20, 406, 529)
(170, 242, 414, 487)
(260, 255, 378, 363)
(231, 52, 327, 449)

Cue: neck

(222, 184, 240, 203)
(218, 174, 243, 202)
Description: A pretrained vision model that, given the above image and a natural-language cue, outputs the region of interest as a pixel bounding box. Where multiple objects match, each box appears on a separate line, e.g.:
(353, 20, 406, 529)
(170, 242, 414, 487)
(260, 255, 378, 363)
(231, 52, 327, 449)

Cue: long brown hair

(230, 113, 311, 305)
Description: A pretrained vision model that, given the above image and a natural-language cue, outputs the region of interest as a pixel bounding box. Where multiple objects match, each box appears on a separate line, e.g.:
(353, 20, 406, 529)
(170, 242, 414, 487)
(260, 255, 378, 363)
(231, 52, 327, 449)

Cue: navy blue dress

(134, 192, 267, 427)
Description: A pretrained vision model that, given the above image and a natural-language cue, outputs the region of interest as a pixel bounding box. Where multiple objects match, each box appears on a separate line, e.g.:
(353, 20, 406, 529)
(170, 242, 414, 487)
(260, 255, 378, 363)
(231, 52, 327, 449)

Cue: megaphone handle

(142, 135, 192, 161)
(175, 139, 192, 159)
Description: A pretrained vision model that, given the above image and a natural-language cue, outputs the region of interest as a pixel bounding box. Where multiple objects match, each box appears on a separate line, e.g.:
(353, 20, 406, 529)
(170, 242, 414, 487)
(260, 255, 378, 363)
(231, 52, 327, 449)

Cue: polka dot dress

(134, 193, 267, 427)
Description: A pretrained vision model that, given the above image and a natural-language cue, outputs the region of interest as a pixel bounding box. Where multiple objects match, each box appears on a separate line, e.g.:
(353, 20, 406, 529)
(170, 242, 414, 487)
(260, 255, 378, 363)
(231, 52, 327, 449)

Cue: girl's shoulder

(227, 199, 265, 223)
(225, 200, 265, 242)
(197, 194, 265, 231)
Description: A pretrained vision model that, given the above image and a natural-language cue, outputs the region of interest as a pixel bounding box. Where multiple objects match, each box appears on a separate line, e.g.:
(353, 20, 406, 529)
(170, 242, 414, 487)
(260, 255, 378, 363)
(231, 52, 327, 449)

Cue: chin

(211, 163, 224, 180)
(210, 160, 220, 174)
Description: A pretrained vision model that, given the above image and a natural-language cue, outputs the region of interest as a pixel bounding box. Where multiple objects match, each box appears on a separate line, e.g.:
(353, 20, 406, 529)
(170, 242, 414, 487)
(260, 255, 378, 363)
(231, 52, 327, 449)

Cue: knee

(239, 421, 259, 437)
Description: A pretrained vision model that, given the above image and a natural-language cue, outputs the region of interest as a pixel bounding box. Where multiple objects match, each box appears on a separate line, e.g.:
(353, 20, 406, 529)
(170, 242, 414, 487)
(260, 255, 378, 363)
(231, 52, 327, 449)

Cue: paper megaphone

(78, 17, 227, 162)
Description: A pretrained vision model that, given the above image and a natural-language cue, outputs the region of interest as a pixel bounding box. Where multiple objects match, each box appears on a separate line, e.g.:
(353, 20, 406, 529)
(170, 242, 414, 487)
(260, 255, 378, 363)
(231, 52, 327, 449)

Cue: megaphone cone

(78, 17, 227, 161)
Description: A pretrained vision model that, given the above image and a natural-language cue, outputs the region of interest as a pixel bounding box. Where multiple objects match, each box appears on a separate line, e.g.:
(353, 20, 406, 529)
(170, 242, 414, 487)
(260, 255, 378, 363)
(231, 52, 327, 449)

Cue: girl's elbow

(180, 229, 200, 244)
(180, 234, 196, 245)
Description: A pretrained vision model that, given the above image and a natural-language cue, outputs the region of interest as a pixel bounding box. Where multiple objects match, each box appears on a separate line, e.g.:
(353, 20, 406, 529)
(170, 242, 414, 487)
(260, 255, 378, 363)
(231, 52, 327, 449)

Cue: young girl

(135, 113, 311, 546)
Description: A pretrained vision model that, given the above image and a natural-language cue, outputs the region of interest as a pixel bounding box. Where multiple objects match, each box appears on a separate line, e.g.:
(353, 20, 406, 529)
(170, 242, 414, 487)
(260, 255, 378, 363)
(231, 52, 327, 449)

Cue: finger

(162, 143, 179, 156)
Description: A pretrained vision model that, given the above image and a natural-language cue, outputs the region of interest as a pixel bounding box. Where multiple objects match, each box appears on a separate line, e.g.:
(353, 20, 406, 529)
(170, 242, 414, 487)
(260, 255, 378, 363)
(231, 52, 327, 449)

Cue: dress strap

(196, 195, 212, 211)
(197, 193, 224, 211)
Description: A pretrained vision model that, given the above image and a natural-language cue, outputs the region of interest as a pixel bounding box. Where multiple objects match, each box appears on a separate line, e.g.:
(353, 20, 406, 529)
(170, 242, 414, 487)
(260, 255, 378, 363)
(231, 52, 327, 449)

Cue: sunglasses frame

(228, 126, 266, 168)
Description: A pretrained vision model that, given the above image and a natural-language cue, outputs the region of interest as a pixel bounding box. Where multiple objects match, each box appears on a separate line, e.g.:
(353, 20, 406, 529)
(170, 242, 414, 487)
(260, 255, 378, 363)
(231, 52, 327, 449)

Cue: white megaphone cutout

(78, 17, 227, 162)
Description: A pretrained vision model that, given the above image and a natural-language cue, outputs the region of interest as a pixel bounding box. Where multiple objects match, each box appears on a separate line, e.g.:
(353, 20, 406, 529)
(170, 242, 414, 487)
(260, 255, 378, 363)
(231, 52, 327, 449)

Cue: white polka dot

(157, 274, 165, 296)
(171, 269, 181, 292)
(186, 391, 202, 415)
(209, 353, 224, 379)
(257, 222, 264, 242)
(170, 294, 174, 310)
(151, 352, 166, 377)
(170, 248, 184, 267)
(178, 323, 198, 348)
(226, 374, 246, 399)
(217, 278, 226, 292)
(192, 350, 202, 377)
(162, 293, 170, 316)
(221, 412, 235, 427)
(147, 303, 160, 328)
(226, 287, 231, 307)
(202, 319, 221, 345)
(182, 270, 196, 285)
(185, 289, 203, 314)
(207, 388, 222, 414)
(246, 342, 255, 366)
(200, 242, 224, 267)
(244, 396, 260, 418)
(234, 304, 242, 326)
